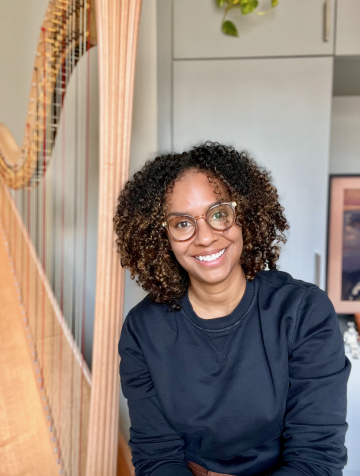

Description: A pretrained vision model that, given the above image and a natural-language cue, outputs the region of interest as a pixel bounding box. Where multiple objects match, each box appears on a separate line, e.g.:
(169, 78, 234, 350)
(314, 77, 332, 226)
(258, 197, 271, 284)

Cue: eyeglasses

(162, 201, 237, 242)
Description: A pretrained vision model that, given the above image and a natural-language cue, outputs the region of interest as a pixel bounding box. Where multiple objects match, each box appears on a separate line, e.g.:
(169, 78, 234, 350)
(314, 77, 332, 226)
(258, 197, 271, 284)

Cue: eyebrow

(166, 200, 224, 219)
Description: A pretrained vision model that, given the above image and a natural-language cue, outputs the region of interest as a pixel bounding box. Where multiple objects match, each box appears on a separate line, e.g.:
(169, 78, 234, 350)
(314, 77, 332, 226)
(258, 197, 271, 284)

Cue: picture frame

(327, 175, 360, 314)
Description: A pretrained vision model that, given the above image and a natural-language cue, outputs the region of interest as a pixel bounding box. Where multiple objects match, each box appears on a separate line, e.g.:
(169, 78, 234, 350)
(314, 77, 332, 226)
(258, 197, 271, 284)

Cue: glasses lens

(168, 216, 196, 241)
(207, 204, 234, 230)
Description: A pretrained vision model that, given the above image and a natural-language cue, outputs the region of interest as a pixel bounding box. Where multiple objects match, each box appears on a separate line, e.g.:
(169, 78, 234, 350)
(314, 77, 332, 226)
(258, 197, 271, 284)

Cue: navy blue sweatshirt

(118, 270, 351, 476)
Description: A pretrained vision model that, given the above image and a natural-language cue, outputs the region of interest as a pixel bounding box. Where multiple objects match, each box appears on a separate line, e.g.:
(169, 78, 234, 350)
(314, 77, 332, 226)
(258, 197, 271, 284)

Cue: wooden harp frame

(88, 0, 142, 474)
(0, 0, 143, 474)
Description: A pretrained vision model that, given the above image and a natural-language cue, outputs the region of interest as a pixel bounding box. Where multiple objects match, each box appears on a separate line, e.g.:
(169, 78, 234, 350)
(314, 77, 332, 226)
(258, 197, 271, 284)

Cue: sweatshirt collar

(180, 277, 256, 331)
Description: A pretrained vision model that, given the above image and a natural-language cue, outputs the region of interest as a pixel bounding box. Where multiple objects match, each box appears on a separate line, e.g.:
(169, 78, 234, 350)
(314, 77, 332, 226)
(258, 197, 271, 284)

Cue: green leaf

(241, 0, 258, 14)
(271, 0, 278, 6)
(222, 20, 239, 36)
(216, 0, 225, 7)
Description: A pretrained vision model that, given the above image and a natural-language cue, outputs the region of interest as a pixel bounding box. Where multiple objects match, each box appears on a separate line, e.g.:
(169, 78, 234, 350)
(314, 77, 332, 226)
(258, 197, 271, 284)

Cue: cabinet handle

(324, 0, 331, 42)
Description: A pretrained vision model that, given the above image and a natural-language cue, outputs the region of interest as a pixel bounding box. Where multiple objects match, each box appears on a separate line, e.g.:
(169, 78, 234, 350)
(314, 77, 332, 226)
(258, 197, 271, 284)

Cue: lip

(192, 246, 229, 267)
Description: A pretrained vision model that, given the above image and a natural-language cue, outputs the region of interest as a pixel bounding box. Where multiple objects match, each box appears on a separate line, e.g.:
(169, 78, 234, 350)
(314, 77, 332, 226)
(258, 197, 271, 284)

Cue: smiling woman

(163, 171, 245, 318)
(115, 142, 351, 476)
(114, 142, 288, 311)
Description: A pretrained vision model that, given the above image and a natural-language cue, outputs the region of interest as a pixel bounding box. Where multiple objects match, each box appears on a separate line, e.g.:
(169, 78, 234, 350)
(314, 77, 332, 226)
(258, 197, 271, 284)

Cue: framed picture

(327, 175, 360, 314)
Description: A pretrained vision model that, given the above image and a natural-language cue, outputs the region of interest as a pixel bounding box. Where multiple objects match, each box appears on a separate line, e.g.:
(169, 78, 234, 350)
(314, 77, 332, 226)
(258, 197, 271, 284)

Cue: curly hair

(114, 142, 289, 310)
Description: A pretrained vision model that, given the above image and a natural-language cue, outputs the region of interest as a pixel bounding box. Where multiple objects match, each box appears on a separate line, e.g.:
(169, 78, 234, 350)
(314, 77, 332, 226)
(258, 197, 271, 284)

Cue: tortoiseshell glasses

(162, 201, 237, 242)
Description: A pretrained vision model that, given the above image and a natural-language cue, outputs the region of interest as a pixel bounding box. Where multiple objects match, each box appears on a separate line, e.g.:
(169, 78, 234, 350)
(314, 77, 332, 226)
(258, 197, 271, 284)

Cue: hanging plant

(216, 0, 279, 37)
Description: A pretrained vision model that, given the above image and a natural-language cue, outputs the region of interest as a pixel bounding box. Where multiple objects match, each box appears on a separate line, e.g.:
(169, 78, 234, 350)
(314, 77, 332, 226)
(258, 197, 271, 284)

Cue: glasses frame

(162, 201, 237, 242)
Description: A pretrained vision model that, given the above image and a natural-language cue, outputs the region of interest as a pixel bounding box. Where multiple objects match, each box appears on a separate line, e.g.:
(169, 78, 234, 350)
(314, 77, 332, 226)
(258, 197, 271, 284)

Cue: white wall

(330, 96, 360, 174)
(128, 0, 158, 179)
(0, 0, 49, 142)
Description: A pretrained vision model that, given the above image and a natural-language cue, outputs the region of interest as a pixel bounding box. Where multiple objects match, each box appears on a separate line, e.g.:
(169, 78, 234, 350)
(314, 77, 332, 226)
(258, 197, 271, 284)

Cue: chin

(191, 267, 234, 285)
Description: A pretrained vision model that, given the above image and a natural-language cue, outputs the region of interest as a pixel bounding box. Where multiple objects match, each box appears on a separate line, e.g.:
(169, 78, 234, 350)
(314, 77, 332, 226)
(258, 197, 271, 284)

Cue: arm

(269, 287, 351, 476)
(119, 314, 193, 476)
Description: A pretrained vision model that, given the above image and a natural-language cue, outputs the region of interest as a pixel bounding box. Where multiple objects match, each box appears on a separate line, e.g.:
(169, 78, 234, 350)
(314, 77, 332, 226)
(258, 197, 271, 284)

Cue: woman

(115, 142, 351, 476)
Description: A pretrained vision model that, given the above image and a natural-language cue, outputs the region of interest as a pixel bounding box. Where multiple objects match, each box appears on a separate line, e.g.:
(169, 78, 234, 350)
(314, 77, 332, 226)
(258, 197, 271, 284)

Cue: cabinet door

(335, 0, 360, 55)
(173, 57, 333, 286)
(174, 0, 335, 59)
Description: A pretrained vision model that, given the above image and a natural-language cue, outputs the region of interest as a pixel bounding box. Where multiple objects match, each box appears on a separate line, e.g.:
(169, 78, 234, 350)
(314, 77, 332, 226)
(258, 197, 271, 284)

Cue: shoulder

(126, 294, 173, 322)
(255, 270, 342, 360)
(122, 294, 177, 340)
(255, 269, 333, 321)
(256, 269, 317, 292)
(118, 295, 165, 364)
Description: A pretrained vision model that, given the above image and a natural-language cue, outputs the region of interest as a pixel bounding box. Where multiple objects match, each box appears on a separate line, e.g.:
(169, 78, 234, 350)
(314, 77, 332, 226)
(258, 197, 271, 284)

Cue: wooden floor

(0, 224, 58, 476)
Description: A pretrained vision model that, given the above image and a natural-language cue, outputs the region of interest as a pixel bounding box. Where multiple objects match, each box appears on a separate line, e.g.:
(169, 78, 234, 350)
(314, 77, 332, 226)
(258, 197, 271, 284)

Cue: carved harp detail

(0, 0, 143, 475)
(0, 0, 97, 189)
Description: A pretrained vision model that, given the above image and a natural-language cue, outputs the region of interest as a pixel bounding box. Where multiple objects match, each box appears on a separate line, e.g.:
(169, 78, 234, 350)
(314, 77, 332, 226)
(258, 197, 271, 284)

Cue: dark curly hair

(114, 142, 289, 310)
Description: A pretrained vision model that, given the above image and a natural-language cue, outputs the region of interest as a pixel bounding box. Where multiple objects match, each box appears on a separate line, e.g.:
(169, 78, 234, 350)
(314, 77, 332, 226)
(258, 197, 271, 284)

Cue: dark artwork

(342, 189, 360, 301)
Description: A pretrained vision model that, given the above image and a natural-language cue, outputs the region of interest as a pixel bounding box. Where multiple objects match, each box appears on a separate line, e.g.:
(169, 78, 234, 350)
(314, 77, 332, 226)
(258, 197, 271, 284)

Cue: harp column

(86, 1, 143, 475)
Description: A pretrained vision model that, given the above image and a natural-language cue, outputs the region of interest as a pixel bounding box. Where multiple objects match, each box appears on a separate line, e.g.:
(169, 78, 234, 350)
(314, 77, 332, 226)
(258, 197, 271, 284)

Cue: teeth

(195, 248, 225, 262)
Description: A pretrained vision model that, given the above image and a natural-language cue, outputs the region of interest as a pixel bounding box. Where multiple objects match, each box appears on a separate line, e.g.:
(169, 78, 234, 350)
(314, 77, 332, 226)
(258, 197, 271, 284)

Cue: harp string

(79, 1, 91, 472)
(7, 1, 92, 473)
(72, 1, 78, 467)
(41, 25, 46, 395)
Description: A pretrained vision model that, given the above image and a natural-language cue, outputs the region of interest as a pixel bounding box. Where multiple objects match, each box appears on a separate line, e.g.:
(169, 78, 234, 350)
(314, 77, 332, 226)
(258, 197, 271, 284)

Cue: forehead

(166, 171, 228, 214)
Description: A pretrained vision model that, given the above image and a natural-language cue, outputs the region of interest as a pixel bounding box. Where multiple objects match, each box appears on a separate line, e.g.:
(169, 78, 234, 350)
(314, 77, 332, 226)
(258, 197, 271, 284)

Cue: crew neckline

(180, 277, 256, 331)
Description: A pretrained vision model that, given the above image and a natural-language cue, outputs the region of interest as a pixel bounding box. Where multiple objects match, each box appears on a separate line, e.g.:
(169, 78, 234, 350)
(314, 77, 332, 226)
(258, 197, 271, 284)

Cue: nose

(193, 217, 218, 246)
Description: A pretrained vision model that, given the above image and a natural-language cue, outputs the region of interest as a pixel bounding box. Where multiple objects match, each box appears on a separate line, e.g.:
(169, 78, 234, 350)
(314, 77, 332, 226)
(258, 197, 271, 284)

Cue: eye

(174, 220, 192, 229)
(211, 209, 229, 220)
(213, 211, 226, 219)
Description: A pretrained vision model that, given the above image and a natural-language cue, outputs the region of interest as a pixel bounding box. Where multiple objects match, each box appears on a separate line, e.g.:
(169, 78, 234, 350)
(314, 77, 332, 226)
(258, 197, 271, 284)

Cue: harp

(0, 0, 142, 475)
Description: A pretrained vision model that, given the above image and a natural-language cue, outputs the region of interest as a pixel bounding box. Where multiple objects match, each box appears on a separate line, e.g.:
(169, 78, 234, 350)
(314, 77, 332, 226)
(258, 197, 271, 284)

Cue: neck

(188, 264, 246, 319)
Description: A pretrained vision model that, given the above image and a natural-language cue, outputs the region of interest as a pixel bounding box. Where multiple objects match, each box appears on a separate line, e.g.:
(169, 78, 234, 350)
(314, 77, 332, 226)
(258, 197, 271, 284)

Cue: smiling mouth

(194, 248, 226, 262)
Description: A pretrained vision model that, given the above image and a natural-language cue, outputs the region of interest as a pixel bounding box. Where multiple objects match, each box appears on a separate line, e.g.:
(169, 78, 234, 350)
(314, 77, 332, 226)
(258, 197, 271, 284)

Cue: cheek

(224, 225, 243, 246)
(237, 228, 244, 247)
(169, 241, 189, 265)
(226, 227, 244, 261)
(236, 229, 244, 251)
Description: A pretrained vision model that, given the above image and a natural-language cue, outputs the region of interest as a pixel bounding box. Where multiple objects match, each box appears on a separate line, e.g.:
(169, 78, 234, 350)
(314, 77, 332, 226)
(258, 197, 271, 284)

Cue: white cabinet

(173, 0, 335, 59)
(173, 57, 333, 286)
(335, 0, 360, 56)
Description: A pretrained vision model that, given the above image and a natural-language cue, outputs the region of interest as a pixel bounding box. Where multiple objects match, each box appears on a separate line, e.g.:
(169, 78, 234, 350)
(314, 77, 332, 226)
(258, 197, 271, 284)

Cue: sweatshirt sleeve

(118, 313, 193, 476)
(269, 286, 352, 476)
